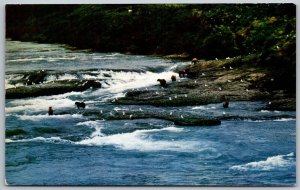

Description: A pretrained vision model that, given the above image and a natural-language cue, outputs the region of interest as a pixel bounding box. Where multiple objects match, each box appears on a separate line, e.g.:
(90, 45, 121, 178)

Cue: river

(5, 40, 296, 186)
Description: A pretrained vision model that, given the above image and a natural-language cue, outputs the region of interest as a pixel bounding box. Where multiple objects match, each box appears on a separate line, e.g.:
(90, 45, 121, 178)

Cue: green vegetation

(6, 4, 296, 93)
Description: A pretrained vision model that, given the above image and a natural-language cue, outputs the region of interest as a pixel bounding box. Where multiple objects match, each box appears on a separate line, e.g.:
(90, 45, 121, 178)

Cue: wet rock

(6, 129, 27, 137)
(23, 70, 48, 85)
(100, 110, 221, 126)
(116, 54, 291, 108)
(6, 79, 101, 99)
(265, 98, 296, 111)
(103, 73, 112, 77)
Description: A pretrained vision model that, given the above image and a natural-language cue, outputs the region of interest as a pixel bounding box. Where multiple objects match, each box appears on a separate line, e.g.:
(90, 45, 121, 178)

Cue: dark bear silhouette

(157, 79, 167, 88)
(75, 102, 86, 109)
(171, 75, 176, 82)
(48, 106, 53, 115)
(223, 100, 229, 108)
(178, 70, 187, 78)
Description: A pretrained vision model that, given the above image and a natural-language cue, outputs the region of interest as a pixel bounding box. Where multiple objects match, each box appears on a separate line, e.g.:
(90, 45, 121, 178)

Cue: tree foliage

(6, 4, 295, 63)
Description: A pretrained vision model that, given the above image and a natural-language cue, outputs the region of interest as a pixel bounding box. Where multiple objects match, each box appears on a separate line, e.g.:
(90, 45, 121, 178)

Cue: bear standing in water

(223, 100, 229, 108)
(48, 106, 53, 115)
(75, 102, 86, 109)
(221, 95, 229, 108)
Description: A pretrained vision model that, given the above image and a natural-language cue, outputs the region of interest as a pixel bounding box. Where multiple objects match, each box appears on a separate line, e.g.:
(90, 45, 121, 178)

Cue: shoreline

(115, 54, 296, 111)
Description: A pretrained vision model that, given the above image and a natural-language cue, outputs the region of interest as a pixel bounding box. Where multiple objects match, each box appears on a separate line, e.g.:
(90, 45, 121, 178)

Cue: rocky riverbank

(115, 54, 296, 111)
(6, 79, 102, 99)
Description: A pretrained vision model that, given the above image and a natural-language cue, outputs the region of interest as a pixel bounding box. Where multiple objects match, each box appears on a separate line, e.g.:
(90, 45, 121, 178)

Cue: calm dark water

(5, 41, 296, 186)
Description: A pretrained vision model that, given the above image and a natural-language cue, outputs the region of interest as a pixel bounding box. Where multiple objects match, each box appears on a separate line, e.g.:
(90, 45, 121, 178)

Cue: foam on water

(6, 91, 85, 113)
(230, 152, 295, 171)
(76, 126, 195, 152)
(47, 74, 78, 81)
(92, 70, 177, 96)
(17, 114, 83, 121)
(6, 136, 73, 144)
(76, 120, 104, 137)
(243, 118, 296, 122)
(260, 110, 270, 113)
(192, 106, 217, 110)
(273, 118, 295, 122)
(6, 126, 193, 152)
(6, 98, 76, 113)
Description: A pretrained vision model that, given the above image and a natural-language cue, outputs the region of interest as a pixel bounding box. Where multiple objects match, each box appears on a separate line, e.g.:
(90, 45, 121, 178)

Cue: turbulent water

(5, 41, 296, 186)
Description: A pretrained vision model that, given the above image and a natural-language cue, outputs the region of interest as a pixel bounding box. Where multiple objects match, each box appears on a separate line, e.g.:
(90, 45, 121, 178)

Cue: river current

(5, 41, 296, 186)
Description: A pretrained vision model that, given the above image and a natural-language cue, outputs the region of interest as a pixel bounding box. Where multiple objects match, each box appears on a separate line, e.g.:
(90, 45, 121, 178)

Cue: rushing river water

(5, 41, 296, 186)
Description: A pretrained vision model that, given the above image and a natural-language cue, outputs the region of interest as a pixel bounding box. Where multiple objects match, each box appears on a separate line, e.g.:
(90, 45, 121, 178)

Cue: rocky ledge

(115, 54, 295, 111)
(6, 79, 101, 99)
(81, 109, 221, 126)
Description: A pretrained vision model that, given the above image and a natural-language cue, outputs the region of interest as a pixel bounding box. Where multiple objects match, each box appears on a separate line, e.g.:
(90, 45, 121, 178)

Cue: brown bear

(192, 58, 198, 64)
(157, 79, 167, 88)
(171, 75, 176, 82)
(178, 70, 186, 78)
